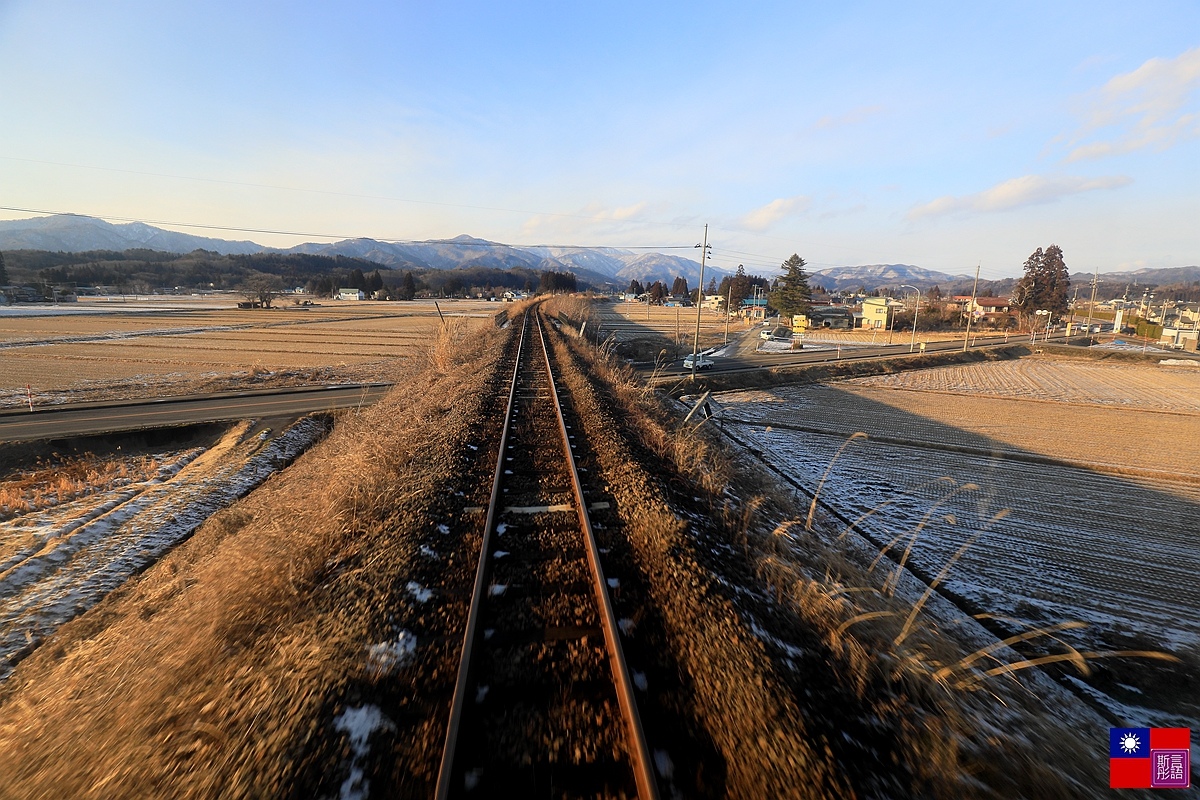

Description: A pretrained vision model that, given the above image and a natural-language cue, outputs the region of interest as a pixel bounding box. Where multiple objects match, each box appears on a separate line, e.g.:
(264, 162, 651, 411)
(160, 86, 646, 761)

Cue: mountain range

(0, 215, 723, 288)
(2, 214, 1196, 292)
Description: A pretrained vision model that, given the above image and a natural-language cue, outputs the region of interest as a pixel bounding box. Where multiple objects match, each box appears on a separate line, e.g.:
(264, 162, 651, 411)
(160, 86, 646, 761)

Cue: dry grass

(0, 312, 504, 797)
(0, 453, 165, 520)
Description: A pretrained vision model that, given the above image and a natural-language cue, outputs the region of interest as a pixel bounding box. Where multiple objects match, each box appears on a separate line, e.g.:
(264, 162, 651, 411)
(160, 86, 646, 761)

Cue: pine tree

(400, 272, 416, 301)
(628, 279, 644, 295)
(0, 251, 8, 284)
(1014, 245, 1070, 327)
(671, 276, 689, 297)
(772, 253, 812, 318)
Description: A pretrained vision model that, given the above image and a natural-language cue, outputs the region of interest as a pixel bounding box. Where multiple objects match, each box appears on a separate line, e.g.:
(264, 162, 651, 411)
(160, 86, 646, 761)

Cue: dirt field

(0, 297, 498, 406)
(715, 355, 1200, 734)
(598, 301, 740, 356)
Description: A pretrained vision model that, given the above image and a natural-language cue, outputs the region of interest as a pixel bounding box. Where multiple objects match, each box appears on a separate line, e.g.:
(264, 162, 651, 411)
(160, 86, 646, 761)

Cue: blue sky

(1, 1, 1197, 279)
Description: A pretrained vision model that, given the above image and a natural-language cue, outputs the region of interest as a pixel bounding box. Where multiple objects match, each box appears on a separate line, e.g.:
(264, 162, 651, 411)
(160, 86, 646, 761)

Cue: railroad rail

(436, 310, 658, 799)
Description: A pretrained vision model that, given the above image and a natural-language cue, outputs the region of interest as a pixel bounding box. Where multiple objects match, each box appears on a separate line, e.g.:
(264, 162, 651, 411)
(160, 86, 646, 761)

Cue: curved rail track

(436, 310, 659, 799)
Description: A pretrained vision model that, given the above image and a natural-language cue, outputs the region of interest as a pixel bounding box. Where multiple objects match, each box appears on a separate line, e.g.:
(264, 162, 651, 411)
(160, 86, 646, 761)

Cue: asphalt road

(0, 384, 392, 442)
(656, 331, 1076, 378)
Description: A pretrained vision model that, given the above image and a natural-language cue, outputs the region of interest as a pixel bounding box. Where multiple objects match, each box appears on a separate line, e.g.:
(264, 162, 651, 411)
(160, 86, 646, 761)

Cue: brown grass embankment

(0, 316, 507, 798)
(541, 297, 1101, 797)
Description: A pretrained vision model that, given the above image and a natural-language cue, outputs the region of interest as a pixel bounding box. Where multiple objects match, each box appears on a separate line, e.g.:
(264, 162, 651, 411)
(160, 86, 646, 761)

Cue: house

(970, 297, 1012, 314)
(338, 289, 366, 301)
(795, 306, 854, 330)
(741, 295, 769, 321)
(859, 297, 893, 329)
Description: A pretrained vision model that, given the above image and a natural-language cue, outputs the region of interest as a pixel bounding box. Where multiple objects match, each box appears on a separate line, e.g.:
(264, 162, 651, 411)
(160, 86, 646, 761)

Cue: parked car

(683, 354, 714, 370)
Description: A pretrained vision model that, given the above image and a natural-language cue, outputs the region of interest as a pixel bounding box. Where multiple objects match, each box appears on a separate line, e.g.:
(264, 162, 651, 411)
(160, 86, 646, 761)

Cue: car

(683, 354, 714, 370)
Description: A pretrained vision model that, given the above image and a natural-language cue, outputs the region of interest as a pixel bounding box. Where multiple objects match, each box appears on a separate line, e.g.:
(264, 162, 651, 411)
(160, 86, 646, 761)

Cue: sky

(1, 1, 1198, 279)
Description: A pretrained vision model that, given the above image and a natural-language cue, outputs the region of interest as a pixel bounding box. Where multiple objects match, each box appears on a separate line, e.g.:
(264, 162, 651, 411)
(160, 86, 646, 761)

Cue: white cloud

(908, 174, 1131, 220)
(740, 196, 810, 231)
(1066, 47, 1200, 161)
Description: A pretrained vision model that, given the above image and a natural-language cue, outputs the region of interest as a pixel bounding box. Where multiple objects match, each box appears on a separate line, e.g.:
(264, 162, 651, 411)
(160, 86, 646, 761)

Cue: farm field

(716, 355, 1200, 731)
(0, 418, 330, 681)
(599, 301, 740, 354)
(0, 297, 498, 406)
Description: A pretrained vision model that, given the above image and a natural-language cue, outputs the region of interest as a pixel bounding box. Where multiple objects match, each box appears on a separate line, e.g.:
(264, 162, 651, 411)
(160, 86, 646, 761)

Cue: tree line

(0, 248, 594, 300)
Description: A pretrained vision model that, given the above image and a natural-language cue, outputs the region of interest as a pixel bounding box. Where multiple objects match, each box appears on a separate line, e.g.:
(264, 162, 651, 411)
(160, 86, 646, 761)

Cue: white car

(683, 354, 714, 370)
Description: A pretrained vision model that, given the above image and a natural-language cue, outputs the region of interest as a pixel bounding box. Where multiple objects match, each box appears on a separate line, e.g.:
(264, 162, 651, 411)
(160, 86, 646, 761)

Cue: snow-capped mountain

(0, 213, 264, 255)
(0, 215, 723, 286)
(812, 264, 975, 292)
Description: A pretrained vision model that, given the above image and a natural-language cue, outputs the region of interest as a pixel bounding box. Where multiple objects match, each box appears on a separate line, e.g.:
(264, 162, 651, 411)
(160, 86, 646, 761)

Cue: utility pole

(1085, 264, 1099, 345)
(962, 264, 980, 352)
(899, 284, 921, 353)
(691, 224, 710, 381)
(724, 279, 733, 346)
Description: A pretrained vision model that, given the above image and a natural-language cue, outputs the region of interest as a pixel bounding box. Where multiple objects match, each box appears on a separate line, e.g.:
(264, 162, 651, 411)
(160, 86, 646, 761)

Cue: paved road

(0, 384, 392, 442)
(654, 331, 1082, 378)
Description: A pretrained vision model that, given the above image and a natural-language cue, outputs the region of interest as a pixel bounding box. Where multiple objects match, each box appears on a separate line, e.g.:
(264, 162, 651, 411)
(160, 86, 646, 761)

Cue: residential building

(860, 297, 892, 329)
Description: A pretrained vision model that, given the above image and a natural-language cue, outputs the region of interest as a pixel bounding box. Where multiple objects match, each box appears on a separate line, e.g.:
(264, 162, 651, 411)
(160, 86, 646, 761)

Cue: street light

(898, 284, 921, 353)
(691, 224, 710, 380)
(724, 269, 739, 346)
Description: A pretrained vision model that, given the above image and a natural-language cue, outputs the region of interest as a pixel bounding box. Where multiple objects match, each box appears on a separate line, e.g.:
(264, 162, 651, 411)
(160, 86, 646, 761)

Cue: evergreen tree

(670, 276, 690, 297)
(400, 271, 416, 300)
(648, 281, 668, 304)
(706, 277, 717, 296)
(771, 253, 812, 318)
(0, 251, 8, 284)
(1014, 244, 1070, 327)
(628, 279, 645, 295)
(366, 270, 384, 293)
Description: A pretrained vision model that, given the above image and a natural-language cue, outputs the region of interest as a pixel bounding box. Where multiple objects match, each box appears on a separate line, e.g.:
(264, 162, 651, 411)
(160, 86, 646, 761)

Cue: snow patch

(366, 631, 416, 676)
(333, 704, 395, 800)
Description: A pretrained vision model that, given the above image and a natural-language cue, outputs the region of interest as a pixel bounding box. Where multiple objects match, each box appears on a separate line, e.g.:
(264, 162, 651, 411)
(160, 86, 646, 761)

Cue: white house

(338, 289, 366, 301)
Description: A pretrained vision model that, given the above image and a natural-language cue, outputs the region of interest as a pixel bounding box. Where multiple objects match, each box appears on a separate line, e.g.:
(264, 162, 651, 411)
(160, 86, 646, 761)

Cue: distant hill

(0, 215, 721, 287)
(811, 264, 974, 292)
(0, 214, 264, 255)
(1074, 266, 1200, 286)
(3, 214, 1195, 292)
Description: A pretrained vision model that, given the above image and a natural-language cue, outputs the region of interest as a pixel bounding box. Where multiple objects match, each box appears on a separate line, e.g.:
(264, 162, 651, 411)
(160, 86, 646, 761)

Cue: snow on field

(1094, 340, 1175, 354)
(0, 417, 329, 680)
(848, 358, 1200, 413)
(718, 358, 1200, 727)
(728, 422, 1200, 651)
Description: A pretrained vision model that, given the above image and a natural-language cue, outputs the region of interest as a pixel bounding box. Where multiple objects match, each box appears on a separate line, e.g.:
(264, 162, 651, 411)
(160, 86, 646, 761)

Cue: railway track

(436, 309, 659, 799)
